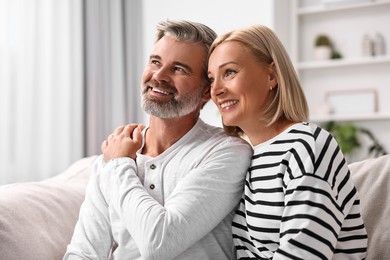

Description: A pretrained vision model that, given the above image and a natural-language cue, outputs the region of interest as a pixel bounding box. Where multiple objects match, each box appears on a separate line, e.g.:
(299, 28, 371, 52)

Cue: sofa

(0, 154, 389, 260)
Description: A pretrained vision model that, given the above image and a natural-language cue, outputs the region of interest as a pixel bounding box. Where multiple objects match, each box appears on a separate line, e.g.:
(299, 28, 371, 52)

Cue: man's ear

(200, 86, 211, 109)
(202, 86, 211, 101)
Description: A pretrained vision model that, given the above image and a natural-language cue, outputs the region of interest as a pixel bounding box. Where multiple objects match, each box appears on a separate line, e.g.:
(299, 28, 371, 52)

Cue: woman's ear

(268, 62, 278, 87)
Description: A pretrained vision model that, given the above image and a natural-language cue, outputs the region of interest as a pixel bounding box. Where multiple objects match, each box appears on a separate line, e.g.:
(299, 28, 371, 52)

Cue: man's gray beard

(141, 88, 204, 119)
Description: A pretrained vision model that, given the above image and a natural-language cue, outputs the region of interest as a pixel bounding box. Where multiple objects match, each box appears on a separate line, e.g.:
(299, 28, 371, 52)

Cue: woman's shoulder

(261, 122, 336, 174)
(281, 122, 346, 179)
(284, 122, 334, 145)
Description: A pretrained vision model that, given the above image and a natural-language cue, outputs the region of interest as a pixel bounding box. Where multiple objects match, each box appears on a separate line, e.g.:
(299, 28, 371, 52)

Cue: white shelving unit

(296, 0, 390, 14)
(311, 112, 390, 123)
(291, 0, 390, 159)
(297, 55, 390, 70)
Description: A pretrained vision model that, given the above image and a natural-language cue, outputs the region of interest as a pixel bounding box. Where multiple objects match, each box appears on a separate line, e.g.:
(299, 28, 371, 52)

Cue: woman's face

(208, 41, 276, 131)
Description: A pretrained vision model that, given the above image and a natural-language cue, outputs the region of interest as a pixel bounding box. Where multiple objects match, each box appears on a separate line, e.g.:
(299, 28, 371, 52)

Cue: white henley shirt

(64, 119, 252, 260)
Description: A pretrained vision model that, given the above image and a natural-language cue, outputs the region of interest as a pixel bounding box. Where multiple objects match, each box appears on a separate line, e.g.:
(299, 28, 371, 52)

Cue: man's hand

(101, 124, 145, 162)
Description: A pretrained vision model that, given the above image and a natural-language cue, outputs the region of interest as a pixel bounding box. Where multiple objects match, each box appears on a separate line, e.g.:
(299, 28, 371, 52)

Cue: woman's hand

(101, 124, 146, 162)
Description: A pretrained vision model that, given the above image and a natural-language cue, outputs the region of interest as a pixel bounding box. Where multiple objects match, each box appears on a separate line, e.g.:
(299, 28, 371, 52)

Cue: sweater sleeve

(273, 174, 344, 260)
(64, 157, 114, 260)
(103, 140, 252, 260)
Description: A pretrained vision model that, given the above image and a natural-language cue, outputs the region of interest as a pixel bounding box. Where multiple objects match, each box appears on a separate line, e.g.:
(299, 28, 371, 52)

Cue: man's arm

(64, 158, 114, 259)
(102, 138, 252, 260)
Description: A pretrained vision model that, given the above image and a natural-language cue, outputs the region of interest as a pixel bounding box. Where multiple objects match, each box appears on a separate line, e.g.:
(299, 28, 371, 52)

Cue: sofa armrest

(349, 154, 390, 260)
(0, 155, 97, 260)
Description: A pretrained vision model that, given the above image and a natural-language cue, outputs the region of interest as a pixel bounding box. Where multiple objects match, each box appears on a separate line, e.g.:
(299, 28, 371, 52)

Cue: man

(65, 20, 252, 260)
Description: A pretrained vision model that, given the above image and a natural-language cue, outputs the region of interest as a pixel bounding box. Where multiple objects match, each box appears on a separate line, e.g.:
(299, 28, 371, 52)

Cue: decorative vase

(314, 46, 332, 60)
(373, 33, 386, 56)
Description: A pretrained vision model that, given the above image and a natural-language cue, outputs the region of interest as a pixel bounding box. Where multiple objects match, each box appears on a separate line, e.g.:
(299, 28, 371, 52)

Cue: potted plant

(314, 34, 333, 60)
(323, 121, 387, 158)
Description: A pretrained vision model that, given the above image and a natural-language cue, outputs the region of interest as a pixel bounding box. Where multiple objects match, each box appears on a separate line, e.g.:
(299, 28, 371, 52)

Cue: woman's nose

(211, 79, 224, 98)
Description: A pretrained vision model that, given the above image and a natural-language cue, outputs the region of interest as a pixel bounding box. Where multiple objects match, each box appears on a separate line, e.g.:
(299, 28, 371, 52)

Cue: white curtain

(83, 0, 145, 156)
(0, 0, 83, 184)
(0, 0, 145, 185)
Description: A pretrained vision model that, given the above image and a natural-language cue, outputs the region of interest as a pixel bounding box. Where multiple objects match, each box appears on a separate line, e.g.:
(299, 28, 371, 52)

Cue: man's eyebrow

(149, 54, 193, 74)
(149, 54, 161, 60)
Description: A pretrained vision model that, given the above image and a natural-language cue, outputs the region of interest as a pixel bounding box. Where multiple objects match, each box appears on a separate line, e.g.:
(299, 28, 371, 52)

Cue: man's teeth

(221, 100, 238, 108)
(152, 88, 171, 95)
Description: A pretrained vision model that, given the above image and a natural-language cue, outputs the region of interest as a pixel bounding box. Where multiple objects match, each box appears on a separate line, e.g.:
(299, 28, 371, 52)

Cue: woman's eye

(225, 69, 236, 77)
(208, 77, 215, 85)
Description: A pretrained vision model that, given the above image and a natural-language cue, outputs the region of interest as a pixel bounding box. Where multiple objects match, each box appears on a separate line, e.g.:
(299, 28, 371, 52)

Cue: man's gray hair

(156, 19, 217, 54)
(155, 20, 217, 84)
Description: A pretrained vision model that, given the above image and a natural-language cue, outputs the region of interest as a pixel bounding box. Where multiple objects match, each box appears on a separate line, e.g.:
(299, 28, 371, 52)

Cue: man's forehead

(153, 36, 203, 54)
(151, 36, 206, 69)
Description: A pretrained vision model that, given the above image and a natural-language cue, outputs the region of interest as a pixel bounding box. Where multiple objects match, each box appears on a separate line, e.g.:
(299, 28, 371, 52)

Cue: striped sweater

(233, 122, 367, 260)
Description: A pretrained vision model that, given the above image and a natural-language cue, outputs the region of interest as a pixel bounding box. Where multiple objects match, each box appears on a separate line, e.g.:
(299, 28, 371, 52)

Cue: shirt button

(150, 164, 156, 170)
(150, 184, 155, 190)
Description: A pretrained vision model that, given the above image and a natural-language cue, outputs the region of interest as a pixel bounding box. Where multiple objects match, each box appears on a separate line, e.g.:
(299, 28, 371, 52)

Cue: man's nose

(153, 66, 171, 82)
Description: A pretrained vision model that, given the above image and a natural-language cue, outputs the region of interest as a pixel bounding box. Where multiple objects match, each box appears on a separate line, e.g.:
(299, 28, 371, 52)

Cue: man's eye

(174, 67, 184, 72)
(151, 60, 160, 65)
(174, 67, 189, 74)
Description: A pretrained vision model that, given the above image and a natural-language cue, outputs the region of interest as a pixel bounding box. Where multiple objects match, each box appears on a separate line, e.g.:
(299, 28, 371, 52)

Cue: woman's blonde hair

(209, 24, 309, 136)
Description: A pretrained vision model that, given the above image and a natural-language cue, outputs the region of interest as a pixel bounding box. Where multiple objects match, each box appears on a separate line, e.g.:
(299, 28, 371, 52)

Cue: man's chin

(142, 97, 200, 119)
(142, 105, 179, 119)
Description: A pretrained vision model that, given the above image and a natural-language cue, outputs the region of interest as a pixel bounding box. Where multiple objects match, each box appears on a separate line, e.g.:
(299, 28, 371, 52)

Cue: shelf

(310, 112, 390, 123)
(292, 0, 390, 152)
(297, 56, 390, 70)
(297, 0, 390, 15)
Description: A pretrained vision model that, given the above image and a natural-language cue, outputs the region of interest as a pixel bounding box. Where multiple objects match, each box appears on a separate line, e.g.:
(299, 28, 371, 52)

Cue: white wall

(141, 0, 275, 126)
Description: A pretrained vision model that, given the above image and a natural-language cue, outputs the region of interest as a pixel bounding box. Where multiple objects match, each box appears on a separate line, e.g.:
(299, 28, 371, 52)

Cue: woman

(207, 24, 367, 259)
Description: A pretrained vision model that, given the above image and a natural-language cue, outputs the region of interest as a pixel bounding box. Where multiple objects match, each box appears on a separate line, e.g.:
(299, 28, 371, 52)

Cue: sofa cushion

(0, 155, 97, 260)
(349, 154, 390, 260)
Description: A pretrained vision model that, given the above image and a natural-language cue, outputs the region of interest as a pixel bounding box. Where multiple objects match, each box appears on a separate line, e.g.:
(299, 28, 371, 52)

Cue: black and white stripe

(233, 123, 367, 259)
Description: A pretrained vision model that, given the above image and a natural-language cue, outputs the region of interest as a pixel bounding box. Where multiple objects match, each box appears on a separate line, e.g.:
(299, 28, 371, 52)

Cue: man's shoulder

(194, 120, 251, 150)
